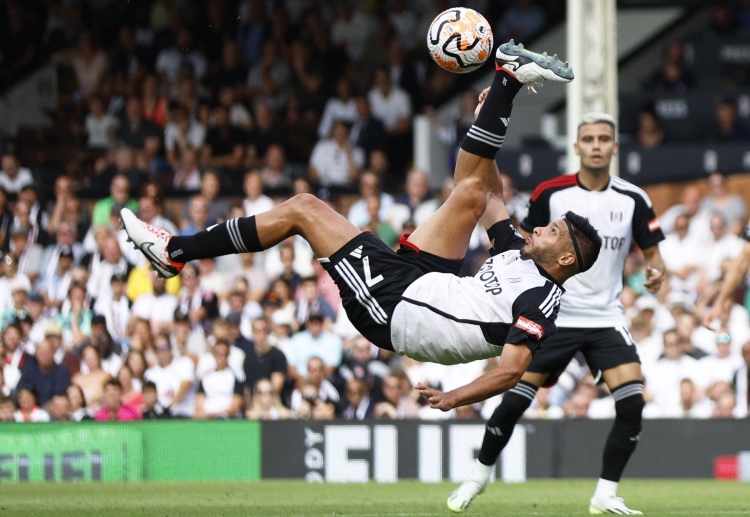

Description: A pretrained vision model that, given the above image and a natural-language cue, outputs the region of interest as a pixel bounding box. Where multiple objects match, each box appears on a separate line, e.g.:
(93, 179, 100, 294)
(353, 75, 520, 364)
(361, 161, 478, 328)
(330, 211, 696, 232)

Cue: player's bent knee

(615, 392, 644, 424)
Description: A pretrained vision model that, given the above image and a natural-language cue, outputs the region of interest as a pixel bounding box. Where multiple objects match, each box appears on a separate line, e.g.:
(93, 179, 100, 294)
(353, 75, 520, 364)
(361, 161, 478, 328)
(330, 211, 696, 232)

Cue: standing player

(122, 41, 601, 409)
(702, 222, 750, 329)
(445, 112, 666, 515)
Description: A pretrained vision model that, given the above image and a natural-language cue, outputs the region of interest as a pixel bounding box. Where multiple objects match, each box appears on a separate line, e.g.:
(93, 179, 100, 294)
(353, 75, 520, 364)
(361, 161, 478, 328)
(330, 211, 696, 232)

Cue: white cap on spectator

(667, 291, 693, 311)
(271, 310, 293, 326)
(635, 295, 658, 313)
(9, 276, 31, 293)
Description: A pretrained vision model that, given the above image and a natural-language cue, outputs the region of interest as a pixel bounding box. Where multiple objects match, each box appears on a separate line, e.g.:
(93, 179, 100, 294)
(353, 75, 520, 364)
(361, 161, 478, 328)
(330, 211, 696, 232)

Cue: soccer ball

(426, 7, 493, 74)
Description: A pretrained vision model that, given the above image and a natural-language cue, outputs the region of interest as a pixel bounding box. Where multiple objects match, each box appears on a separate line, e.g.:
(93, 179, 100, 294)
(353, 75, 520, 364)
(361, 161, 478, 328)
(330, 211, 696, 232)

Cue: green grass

(0, 479, 747, 517)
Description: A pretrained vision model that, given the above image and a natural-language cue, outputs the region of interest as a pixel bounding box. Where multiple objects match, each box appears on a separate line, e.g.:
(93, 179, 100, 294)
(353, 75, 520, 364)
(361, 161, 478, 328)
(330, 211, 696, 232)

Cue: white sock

(471, 459, 494, 485)
(593, 478, 619, 500)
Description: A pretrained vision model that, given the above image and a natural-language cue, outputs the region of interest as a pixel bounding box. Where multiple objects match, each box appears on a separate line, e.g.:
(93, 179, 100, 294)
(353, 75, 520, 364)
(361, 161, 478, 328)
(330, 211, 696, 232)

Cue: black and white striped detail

(227, 218, 249, 253)
(350, 245, 363, 259)
(612, 381, 643, 402)
(539, 285, 562, 317)
(508, 381, 538, 402)
(334, 258, 388, 325)
(467, 125, 505, 149)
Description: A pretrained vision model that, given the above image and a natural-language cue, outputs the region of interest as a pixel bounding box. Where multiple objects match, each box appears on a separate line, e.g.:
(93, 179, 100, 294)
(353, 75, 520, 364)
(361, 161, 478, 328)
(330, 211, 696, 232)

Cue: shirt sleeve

(632, 192, 665, 250)
(520, 189, 551, 234)
(233, 376, 244, 396)
(506, 284, 559, 354)
(486, 219, 526, 255)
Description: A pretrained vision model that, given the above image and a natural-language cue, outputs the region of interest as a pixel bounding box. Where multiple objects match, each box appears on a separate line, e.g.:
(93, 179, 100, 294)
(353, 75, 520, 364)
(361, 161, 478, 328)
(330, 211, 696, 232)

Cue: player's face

(520, 219, 572, 266)
(574, 122, 618, 173)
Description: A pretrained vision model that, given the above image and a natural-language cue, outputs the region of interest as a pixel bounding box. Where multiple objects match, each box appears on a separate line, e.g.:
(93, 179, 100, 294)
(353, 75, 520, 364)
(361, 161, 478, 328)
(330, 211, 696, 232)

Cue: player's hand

(643, 267, 664, 293)
(415, 381, 454, 411)
(475, 87, 491, 118)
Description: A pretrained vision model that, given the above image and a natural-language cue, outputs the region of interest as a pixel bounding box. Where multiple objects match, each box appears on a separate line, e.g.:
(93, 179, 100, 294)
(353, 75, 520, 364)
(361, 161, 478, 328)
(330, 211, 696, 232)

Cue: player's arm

(642, 245, 666, 293)
(702, 240, 750, 329)
(416, 344, 532, 410)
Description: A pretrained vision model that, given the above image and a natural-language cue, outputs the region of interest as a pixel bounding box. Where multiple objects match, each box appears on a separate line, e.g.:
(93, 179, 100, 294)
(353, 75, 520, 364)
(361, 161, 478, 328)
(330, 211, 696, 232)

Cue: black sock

(167, 216, 262, 261)
(601, 381, 644, 481)
(460, 70, 523, 159)
(477, 381, 535, 465)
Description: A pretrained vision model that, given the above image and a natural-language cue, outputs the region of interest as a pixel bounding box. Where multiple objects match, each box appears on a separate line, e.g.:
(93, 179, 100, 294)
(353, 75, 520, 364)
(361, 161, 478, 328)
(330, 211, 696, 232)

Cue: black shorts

(528, 327, 641, 386)
(321, 232, 463, 350)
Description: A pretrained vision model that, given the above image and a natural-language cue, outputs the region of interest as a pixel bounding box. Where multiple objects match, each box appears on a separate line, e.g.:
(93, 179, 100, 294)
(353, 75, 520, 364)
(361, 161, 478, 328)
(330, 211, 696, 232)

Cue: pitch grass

(0, 479, 748, 517)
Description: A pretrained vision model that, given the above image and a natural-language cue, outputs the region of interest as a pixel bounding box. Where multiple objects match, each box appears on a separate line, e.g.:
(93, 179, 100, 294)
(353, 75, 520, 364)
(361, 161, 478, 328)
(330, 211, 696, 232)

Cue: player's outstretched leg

(121, 194, 361, 278)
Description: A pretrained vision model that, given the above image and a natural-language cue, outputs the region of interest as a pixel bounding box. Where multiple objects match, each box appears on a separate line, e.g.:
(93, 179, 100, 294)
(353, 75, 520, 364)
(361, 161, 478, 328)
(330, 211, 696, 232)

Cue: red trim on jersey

(399, 234, 420, 252)
(530, 174, 579, 202)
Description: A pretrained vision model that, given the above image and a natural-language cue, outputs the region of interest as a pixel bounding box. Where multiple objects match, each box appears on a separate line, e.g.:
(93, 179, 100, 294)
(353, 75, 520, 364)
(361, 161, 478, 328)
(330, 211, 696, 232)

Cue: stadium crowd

(1, 0, 750, 423)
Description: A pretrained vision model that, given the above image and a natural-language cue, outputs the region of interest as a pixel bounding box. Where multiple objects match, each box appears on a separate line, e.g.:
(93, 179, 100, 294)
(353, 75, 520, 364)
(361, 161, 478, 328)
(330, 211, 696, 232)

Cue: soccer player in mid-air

(445, 111, 666, 515)
(121, 41, 601, 410)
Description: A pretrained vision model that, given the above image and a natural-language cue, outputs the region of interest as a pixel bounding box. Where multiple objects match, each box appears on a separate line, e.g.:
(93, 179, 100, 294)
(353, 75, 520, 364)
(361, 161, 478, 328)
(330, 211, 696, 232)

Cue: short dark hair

(564, 211, 602, 273)
(142, 381, 157, 392)
(105, 378, 122, 390)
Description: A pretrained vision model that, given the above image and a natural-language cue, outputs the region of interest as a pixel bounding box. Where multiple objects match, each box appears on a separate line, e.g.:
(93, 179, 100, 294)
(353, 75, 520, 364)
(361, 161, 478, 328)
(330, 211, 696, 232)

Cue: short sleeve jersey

(389, 220, 564, 364)
(521, 174, 665, 327)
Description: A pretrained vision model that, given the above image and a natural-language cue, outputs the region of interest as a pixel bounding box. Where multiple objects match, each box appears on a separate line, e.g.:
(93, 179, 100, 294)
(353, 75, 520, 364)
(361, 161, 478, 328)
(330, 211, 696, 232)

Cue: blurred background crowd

(1, 0, 750, 423)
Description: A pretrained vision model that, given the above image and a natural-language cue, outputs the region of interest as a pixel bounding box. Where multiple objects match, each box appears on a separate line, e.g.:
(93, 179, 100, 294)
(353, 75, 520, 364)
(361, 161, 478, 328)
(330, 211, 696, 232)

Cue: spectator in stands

(347, 171, 395, 229)
(201, 104, 246, 171)
(243, 39, 289, 111)
(241, 315, 288, 399)
(309, 119, 364, 190)
(660, 184, 712, 247)
(368, 67, 412, 176)
(91, 174, 139, 227)
(9, 222, 43, 282)
(212, 40, 249, 99)
(388, 169, 433, 233)
(643, 40, 695, 93)
(115, 96, 163, 161)
(350, 93, 387, 169)
(35, 243, 73, 313)
(177, 262, 219, 335)
(86, 314, 123, 377)
(0, 187, 12, 251)
(14, 386, 50, 422)
(194, 340, 244, 419)
(170, 308, 207, 365)
(287, 312, 342, 383)
(373, 372, 421, 419)
(165, 103, 206, 170)
(1, 275, 31, 329)
(125, 350, 147, 388)
(52, 31, 109, 100)
(288, 37, 326, 115)
(110, 24, 149, 90)
(245, 378, 292, 420)
(66, 382, 91, 421)
(44, 322, 79, 377)
(144, 333, 196, 418)
(635, 107, 666, 149)
(496, 0, 547, 43)
(195, 318, 245, 380)
(141, 74, 167, 129)
(87, 233, 130, 302)
(318, 77, 357, 140)
(338, 336, 389, 396)
(341, 378, 374, 420)
(697, 212, 744, 293)
(130, 273, 178, 335)
(155, 27, 206, 85)
(290, 357, 340, 418)
(141, 380, 170, 419)
(94, 378, 142, 421)
(258, 144, 292, 190)
(711, 389, 737, 419)
(180, 194, 211, 236)
(360, 194, 399, 248)
(72, 344, 111, 412)
(702, 330, 744, 386)
(242, 170, 274, 217)
(246, 101, 285, 167)
(0, 2, 39, 86)
(0, 395, 16, 422)
(18, 337, 71, 407)
(661, 213, 701, 296)
(295, 276, 335, 329)
(701, 172, 747, 236)
(707, 98, 750, 143)
(643, 329, 704, 418)
(0, 153, 33, 194)
(676, 378, 711, 418)
(85, 95, 119, 149)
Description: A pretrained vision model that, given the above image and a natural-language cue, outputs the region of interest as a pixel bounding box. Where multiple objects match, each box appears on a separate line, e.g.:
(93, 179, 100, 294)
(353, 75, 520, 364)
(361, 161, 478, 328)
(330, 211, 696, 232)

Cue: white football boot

(589, 495, 643, 515)
(120, 208, 184, 278)
(495, 39, 574, 85)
